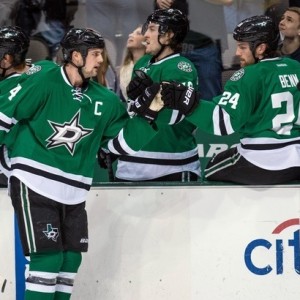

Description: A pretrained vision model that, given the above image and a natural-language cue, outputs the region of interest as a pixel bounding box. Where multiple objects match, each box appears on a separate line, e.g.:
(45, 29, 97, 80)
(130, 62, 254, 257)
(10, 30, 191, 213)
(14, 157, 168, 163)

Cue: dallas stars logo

(177, 61, 192, 73)
(43, 224, 59, 242)
(46, 110, 93, 155)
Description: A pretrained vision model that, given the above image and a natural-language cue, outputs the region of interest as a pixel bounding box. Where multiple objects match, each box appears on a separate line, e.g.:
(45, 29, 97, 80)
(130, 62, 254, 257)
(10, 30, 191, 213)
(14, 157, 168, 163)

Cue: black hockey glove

(161, 82, 199, 116)
(129, 83, 161, 122)
(126, 70, 153, 100)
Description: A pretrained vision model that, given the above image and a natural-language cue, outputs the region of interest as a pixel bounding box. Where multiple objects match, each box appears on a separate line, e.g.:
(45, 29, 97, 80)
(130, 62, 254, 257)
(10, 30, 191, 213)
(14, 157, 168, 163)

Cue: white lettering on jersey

(218, 91, 240, 109)
(279, 74, 299, 88)
(9, 84, 22, 101)
(94, 101, 103, 116)
(271, 91, 295, 136)
(197, 143, 238, 158)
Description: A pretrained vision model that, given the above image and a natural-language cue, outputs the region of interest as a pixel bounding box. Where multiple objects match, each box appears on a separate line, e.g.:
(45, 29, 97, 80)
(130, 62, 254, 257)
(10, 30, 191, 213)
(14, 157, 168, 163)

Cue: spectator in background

(290, 0, 300, 6)
(119, 25, 146, 100)
(264, 0, 289, 26)
(86, 0, 153, 67)
(0, 0, 19, 26)
(15, 0, 78, 59)
(278, 6, 300, 61)
(224, 0, 264, 33)
(15, 1, 43, 36)
(188, 0, 232, 54)
(95, 47, 119, 93)
(39, 0, 78, 58)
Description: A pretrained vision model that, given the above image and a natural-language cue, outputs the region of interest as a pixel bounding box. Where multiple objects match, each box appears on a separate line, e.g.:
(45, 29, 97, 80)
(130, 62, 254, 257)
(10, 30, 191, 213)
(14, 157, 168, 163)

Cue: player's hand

(130, 83, 161, 122)
(126, 70, 153, 100)
(161, 81, 199, 116)
(156, 0, 173, 9)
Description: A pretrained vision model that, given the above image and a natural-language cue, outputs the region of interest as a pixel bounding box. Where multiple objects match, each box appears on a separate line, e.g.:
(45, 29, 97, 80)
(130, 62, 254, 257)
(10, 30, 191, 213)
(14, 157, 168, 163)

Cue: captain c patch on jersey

(46, 110, 93, 155)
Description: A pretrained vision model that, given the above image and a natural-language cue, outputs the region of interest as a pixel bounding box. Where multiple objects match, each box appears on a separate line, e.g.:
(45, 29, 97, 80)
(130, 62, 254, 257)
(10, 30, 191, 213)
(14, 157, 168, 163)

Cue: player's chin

(239, 60, 246, 68)
(90, 68, 98, 77)
(144, 45, 152, 54)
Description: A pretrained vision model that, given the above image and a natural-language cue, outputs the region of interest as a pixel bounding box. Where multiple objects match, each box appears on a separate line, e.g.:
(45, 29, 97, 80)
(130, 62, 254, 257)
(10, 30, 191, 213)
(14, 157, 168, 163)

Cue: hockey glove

(161, 82, 199, 116)
(126, 70, 153, 100)
(130, 83, 161, 122)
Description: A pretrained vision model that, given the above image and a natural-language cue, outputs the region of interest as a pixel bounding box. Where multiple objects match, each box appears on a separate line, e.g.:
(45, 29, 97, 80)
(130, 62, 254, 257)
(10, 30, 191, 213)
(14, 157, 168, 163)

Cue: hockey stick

(105, 151, 115, 182)
(97, 148, 115, 182)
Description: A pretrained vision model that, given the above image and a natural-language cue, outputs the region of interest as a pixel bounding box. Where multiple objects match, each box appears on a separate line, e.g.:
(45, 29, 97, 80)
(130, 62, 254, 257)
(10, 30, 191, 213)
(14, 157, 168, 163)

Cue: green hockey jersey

(0, 60, 58, 177)
(187, 57, 300, 170)
(0, 62, 158, 203)
(116, 53, 201, 180)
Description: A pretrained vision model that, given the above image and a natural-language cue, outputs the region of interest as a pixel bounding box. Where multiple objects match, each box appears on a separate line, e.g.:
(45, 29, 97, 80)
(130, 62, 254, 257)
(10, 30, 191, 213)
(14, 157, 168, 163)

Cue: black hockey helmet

(233, 15, 279, 53)
(60, 28, 105, 62)
(142, 8, 189, 46)
(0, 26, 30, 65)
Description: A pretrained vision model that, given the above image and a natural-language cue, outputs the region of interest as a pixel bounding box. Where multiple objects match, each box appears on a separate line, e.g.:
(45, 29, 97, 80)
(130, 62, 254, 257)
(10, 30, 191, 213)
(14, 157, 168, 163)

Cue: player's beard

(239, 60, 246, 67)
(82, 66, 98, 79)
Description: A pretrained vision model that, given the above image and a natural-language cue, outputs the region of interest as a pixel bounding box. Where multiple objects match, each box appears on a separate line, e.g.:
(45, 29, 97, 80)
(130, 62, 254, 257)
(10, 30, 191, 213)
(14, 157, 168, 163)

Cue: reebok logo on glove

(161, 81, 200, 116)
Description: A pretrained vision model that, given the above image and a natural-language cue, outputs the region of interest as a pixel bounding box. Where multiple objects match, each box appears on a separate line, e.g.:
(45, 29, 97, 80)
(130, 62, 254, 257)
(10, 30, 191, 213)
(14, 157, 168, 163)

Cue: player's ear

(166, 30, 174, 43)
(72, 50, 82, 64)
(160, 30, 174, 46)
(256, 43, 267, 56)
(2, 54, 13, 66)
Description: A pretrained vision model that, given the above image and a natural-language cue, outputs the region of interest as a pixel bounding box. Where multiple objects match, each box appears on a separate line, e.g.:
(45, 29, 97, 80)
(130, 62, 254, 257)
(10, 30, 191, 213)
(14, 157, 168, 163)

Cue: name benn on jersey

(279, 74, 299, 88)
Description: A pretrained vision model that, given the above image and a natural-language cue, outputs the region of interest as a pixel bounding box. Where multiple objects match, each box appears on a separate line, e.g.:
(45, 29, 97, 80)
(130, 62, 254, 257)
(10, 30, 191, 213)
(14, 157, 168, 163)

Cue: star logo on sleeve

(46, 110, 93, 155)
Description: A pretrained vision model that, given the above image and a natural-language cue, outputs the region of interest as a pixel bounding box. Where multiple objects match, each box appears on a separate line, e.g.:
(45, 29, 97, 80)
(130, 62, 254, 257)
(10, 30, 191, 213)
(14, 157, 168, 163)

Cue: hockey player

(0, 26, 57, 185)
(0, 26, 30, 79)
(0, 26, 30, 185)
(161, 15, 300, 184)
(114, 8, 201, 182)
(0, 26, 58, 185)
(0, 27, 162, 299)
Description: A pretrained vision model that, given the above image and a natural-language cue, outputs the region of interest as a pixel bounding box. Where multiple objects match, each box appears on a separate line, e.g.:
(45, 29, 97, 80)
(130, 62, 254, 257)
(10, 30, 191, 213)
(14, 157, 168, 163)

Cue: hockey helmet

(142, 8, 189, 45)
(60, 28, 105, 62)
(0, 26, 29, 64)
(233, 15, 279, 52)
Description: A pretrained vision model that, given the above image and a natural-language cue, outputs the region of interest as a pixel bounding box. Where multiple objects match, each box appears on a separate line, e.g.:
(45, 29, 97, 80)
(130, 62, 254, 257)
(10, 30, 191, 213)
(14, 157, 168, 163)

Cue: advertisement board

(1, 184, 299, 300)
